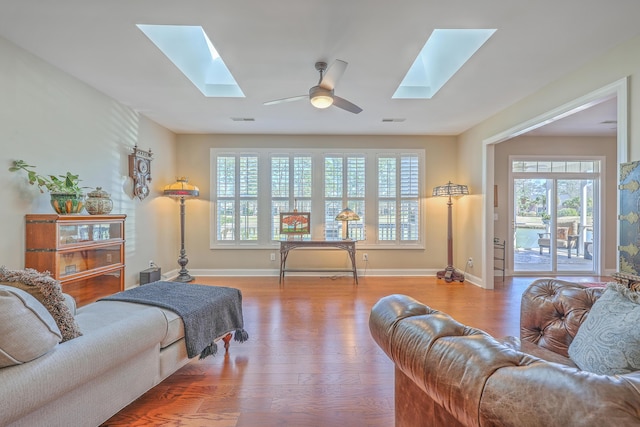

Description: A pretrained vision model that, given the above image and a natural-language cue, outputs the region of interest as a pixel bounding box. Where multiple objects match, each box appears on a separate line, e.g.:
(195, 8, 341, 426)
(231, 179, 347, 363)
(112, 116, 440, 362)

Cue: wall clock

(128, 145, 153, 200)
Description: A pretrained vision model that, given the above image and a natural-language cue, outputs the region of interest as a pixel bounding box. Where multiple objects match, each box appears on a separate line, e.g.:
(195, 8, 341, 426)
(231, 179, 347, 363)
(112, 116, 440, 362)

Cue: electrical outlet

(149, 260, 155, 268)
(363, 253, 368, 261)
(270, 253, 276, 261)
(467, 257, 473, 268)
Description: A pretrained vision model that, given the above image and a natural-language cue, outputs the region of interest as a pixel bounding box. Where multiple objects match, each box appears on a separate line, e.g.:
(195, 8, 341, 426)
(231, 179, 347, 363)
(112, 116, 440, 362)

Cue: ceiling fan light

(309, 86, 334, 109)
(311, 95, 333, 109)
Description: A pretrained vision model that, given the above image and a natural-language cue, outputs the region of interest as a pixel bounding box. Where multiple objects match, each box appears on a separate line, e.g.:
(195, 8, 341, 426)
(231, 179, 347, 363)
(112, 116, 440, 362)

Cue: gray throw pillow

(0, 267, 81, 342)
(568, 282, 640, 375)
(0, 285, 62, 367)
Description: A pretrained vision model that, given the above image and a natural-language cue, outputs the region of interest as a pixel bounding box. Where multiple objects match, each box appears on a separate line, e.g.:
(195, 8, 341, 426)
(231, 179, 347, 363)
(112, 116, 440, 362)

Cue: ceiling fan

(264, 60, 362, 114)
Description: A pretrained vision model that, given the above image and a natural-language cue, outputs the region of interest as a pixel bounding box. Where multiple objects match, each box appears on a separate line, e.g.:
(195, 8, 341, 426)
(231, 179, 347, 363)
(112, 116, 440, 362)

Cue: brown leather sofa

(369, 278, 640, 427)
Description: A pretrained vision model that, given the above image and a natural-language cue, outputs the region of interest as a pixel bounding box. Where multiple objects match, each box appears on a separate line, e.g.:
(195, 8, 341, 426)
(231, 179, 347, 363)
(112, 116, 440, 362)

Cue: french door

(511, 159, 600, 274)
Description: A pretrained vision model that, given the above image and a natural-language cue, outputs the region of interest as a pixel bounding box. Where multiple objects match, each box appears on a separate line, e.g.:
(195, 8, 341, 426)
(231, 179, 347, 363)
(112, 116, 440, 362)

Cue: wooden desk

(279, 240, 358, 284)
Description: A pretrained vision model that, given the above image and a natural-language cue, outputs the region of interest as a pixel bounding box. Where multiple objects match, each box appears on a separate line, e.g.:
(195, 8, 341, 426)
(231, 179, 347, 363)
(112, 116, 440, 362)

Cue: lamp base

(174, 272, 194, 283)
(175, 249, 193, 282)
(436, 266, 465, 283)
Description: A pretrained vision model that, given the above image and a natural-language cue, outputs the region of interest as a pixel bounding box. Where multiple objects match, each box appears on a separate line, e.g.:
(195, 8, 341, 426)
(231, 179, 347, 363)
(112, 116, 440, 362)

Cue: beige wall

(459, 34, 640, 286)
(0, 36, 179, 288)
(175, 134, 459, 274)
(4, 28, 640, 285)
(494, 136, 618, 272)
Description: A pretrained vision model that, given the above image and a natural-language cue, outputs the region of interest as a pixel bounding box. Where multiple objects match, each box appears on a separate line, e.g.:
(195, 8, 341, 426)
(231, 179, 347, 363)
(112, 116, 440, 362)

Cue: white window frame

(210, 148, 426, 249)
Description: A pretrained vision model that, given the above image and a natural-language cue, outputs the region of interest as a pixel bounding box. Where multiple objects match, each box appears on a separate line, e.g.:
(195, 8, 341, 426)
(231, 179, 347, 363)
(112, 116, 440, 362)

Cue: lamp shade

(432, 181, 469, 197)
(309, 86, 334, 109)
(335, 207, 360, 222)
(163, 177, 200, 198)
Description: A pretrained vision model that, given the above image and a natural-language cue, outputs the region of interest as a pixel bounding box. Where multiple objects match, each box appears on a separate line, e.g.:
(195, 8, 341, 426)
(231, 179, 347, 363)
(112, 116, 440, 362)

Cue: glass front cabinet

(25, 214, 126, 306)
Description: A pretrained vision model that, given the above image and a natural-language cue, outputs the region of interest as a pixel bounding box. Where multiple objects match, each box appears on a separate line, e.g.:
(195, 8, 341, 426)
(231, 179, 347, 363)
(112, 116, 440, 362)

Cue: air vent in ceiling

(231, 117, 255, 122)
(382, 118, 406, 123)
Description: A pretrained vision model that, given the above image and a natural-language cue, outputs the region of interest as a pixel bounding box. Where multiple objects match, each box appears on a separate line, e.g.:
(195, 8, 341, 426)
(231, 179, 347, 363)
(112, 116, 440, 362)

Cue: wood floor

(100, 274, 609, 427)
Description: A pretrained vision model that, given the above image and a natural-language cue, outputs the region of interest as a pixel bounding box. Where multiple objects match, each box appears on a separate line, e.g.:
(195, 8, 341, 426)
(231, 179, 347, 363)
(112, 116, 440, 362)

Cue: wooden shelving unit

(25, 214, 126, 306)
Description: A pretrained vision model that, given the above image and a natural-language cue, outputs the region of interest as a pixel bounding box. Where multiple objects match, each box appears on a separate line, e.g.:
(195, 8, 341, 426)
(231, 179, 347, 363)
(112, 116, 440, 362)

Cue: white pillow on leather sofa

(0, 285, 62, 368)
(569, 281, 640, 375)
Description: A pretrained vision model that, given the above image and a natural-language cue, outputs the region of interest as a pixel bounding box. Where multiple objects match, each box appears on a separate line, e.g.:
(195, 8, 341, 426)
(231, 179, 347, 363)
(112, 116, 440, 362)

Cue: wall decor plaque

(129, 145, 153, 200)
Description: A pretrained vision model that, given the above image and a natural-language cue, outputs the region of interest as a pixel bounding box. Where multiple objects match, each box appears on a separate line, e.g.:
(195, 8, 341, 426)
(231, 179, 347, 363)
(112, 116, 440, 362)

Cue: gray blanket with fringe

(100, 281, 248, 359)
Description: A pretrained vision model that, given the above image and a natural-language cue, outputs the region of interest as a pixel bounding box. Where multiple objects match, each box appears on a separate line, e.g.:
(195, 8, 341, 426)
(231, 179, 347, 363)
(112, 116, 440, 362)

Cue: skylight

(137, 24, 244, 98)
(393, 29, 496, 99)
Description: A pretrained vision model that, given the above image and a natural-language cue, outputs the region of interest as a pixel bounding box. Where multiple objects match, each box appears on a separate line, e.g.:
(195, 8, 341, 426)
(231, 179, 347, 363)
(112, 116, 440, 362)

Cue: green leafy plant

(558, 208, 579, 217)
(9, 160, 85, 196)
(541, 213, 551, 221)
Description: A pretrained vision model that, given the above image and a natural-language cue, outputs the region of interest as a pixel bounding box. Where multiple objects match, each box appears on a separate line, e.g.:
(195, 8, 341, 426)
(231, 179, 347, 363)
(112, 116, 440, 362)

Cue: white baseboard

(161, 268, 484, 287)
(158, 268, 601, 289)
(162, 268, 449, 278)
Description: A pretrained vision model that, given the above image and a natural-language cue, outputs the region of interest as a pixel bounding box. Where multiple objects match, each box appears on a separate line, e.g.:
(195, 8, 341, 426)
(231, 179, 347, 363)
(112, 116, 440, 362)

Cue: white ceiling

(0, 1, 637, 136)
(526, 97, 618, 137)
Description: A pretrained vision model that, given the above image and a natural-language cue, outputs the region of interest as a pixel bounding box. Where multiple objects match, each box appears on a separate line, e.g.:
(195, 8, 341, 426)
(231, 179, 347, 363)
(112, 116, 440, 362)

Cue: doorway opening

(482, 77, 627, 289)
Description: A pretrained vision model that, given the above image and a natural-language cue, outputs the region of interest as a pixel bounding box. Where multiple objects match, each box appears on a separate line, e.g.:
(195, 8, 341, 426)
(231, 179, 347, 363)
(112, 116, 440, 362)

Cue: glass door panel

(556, 179, 595, 272)
(513, 178, 551, 272)
(58, 222, 123, 246)
(58, 244, 123, 277)
(512, 176, 597, 274)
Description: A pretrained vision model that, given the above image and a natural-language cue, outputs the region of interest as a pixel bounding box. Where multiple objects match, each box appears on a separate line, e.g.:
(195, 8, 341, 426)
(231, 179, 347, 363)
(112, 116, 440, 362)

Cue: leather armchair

(369, 279, 640, 427)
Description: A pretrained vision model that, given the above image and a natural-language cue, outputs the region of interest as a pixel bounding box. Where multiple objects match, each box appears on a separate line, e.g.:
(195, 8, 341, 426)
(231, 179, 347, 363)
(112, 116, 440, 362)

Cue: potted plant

(541, 213, 551, 224)
(9, 160, 86, 214)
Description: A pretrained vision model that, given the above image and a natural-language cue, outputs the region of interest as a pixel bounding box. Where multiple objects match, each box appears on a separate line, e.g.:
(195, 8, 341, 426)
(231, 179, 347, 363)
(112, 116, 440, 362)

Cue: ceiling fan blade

(319, 60, 347, 90)
(333, 96, 362, 114)
(264, 95, 307, 106)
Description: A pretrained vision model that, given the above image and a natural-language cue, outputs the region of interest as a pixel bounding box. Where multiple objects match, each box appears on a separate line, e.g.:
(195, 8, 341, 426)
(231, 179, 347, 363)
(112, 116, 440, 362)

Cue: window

(511, 160, 598, 173)
(378, 154, 420, 241)
(271, 155, 312, 240)
(215, 154, 258, 242)
(324, 155, 366, 241)
(211, 149, 425, 248)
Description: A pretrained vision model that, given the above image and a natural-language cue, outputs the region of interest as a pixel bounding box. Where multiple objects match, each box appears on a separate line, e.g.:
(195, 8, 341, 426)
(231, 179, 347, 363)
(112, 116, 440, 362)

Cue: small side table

(279, 240, 358, 284)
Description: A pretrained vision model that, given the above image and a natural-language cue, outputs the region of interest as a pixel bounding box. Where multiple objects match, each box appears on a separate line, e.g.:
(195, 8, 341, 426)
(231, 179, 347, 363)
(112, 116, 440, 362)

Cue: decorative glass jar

(85, 187, 113, 215)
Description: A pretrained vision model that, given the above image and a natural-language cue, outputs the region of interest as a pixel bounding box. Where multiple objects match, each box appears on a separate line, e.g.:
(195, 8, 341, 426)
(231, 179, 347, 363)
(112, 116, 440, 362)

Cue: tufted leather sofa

(369, 278, 640, 427)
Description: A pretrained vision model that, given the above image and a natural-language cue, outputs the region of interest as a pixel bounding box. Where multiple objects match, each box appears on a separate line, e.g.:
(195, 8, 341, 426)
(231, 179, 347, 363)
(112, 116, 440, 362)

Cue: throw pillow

(568, 281, 640, 375)
(62, 292, 77, 316)
(0, 267, 82, 342)
(0, 285, 62, 368)
(557, 227, 569, 240)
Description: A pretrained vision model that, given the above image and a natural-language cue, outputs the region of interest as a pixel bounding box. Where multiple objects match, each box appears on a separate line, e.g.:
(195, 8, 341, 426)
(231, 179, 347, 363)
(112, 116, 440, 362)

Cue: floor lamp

(164, 177, 199, 282)
(433, 181, 469, 283)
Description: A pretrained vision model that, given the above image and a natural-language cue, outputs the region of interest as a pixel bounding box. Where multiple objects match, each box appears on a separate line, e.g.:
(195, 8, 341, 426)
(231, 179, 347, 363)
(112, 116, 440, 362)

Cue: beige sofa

(0, 294, 191, 427)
